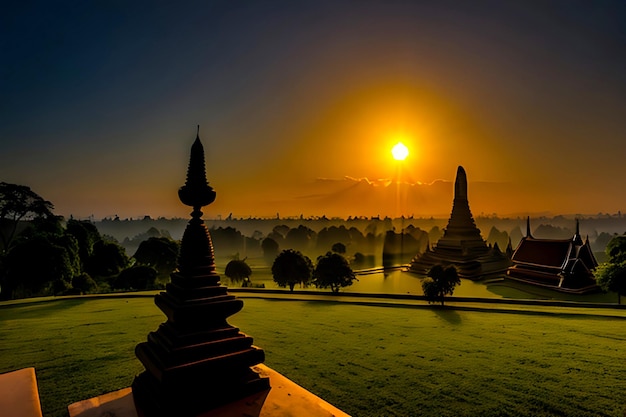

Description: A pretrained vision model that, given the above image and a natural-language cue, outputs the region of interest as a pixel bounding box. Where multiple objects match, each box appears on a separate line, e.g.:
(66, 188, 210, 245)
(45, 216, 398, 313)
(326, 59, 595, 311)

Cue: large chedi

(408, 166, 511, 279)
(131, 129, 269, 416)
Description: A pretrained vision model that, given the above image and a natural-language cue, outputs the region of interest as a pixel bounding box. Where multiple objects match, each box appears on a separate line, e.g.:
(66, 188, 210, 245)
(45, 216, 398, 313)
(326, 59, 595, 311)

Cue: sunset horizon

(3, 1, 625, 221)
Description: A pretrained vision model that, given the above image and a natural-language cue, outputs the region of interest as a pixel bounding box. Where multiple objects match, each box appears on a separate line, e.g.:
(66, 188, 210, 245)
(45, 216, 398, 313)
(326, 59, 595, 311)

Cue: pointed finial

(526, 216, 532, 238)
(573, 218, 583, 244)
(197, 124, 200, 138)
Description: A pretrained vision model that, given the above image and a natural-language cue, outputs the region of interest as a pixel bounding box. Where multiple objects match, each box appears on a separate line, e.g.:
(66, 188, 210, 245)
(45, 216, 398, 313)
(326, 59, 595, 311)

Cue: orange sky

(2, 2, 625, 220)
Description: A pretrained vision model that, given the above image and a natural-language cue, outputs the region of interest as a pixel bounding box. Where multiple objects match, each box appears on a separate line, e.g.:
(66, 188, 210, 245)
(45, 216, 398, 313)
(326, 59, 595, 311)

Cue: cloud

(214, 174, 536, 219)
(265, 175, 527, 218)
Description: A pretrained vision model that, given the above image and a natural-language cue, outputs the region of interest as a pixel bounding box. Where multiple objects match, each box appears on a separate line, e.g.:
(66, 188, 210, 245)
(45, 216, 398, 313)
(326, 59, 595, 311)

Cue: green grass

(0, 296, 624, 417)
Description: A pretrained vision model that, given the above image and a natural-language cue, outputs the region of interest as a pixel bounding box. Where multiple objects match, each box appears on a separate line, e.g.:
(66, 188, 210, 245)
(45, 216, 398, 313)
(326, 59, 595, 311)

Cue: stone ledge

(0, 367, 43, 417)
(68, 364, 350, 417)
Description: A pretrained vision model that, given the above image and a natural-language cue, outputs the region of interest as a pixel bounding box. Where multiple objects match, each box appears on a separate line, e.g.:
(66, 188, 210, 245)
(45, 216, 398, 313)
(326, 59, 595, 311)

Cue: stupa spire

(132, 128, 269, 416)
(454, 166, 468, 200)
(178, 126, 215, 212)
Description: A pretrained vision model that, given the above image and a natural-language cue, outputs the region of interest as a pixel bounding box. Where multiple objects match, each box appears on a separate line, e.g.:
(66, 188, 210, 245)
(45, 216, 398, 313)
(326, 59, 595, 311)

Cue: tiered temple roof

(506, 218, 599, 293)
(408, 166, 511, 279)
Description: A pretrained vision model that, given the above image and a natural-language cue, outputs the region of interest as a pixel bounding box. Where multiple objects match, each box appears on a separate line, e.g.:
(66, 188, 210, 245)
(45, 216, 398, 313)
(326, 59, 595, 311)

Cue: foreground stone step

(0, 367, 43, 417)
(68, 364, 350, 417)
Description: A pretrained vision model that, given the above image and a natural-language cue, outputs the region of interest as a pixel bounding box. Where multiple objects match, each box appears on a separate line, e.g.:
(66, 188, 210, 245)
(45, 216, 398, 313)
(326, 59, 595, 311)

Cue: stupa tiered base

(132, 268, 270, 416)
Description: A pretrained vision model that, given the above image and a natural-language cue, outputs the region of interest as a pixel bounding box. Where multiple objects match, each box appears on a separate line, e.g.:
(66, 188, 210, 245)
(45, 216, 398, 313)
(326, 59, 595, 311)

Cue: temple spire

(573, 218, 583, 245)
(178, 131, 216, 212)
(526, 216, 533, 238)
(454, 166, 468, 200)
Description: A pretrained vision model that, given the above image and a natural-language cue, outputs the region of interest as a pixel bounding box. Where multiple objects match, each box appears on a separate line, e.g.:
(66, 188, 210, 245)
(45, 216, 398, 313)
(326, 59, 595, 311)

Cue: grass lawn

(0, 296, 624, 417)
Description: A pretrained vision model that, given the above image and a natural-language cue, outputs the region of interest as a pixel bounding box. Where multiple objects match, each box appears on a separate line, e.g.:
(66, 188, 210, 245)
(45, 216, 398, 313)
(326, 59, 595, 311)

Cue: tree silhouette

(2, 232, 79, 298)
(422, 264, 461, 306)
(285, 225, 315, 252)
(225, 258, 253, 287)
(313, 252, 356, 293)
(65, 219, 101, 268)
(0, 182, 54, 253)
(271, 249, 313, 291)
(317, 226, 350, 253)
(133, 236, 179, 280)
(87, 240, 129, 277)
(331, 242, 346, 254)
(113, 265, 158, 291)
(71, 273, 98, 294)
(261, 237, 279, 265)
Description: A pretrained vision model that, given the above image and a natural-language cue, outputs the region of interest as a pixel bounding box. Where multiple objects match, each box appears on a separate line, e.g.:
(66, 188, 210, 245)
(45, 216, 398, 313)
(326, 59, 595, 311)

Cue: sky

(2, 1, 625, 220)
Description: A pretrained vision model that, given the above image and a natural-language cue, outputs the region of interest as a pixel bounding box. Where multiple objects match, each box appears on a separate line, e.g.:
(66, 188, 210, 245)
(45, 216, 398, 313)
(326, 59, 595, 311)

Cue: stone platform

(0, 367, 43, 417)
(68, 364, 350, 417)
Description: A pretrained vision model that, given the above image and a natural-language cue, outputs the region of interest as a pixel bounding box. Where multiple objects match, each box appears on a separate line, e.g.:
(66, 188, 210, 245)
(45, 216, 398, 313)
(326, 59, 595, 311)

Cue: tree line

(0, 183, 181, 299)
(225, 248, 357, 293)
(2, 182, 624, 302)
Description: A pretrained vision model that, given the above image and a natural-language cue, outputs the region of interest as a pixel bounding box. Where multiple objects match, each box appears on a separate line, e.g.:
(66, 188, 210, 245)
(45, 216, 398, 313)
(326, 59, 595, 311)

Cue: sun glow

(391, 142, 409, 161)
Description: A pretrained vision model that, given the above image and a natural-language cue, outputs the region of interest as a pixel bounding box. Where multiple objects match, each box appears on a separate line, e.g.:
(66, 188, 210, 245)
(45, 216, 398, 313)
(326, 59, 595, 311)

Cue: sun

(391, 142, 409, 161)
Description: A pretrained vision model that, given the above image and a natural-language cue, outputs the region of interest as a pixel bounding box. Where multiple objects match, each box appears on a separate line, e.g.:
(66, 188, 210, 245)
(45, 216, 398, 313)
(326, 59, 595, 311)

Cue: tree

(271, 249, 313, 291)
(605, 235, 626, 263)
(65, 219, 101, 266)
(71, 273, 98, 294)
(261, 237, 279, 265)
(313, 252, 356, 293)
(422, 264, 461, 305)
(285, 225, 315, 252)
(113, 266, 158, 291)
(225, 258, 253, 287)
(0, 214, 81, 299)
(594, 262, 626, 304)
(0, 182, 54, 253)
(2, 233, 79, 298)
(331, 242, 346, 254)
(87, 240, 129, 277)
(133, 236, 179, 280)
(594, 235, 626, 304)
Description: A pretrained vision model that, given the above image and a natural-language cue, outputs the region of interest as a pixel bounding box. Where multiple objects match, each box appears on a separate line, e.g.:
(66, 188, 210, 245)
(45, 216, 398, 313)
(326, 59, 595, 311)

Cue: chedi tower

(131, 128, 269, 416)
(409, 166, 511, 279)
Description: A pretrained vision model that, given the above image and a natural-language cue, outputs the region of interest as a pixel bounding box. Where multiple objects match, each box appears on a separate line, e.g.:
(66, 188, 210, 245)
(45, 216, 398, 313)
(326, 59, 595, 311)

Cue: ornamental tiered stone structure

(408, 166, 511, 279)
(131, 129, 270, 416)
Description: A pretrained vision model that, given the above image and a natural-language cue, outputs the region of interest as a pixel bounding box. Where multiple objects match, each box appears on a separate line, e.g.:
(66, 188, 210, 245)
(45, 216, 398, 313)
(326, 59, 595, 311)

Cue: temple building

(506, 218, 599, 293)
(408, 166, 511, 279)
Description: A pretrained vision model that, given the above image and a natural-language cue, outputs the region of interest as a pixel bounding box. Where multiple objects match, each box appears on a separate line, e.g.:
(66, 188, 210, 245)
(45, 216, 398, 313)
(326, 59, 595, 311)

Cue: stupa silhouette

(131, 129, 269, 416)
(409, 166, 511, 279)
